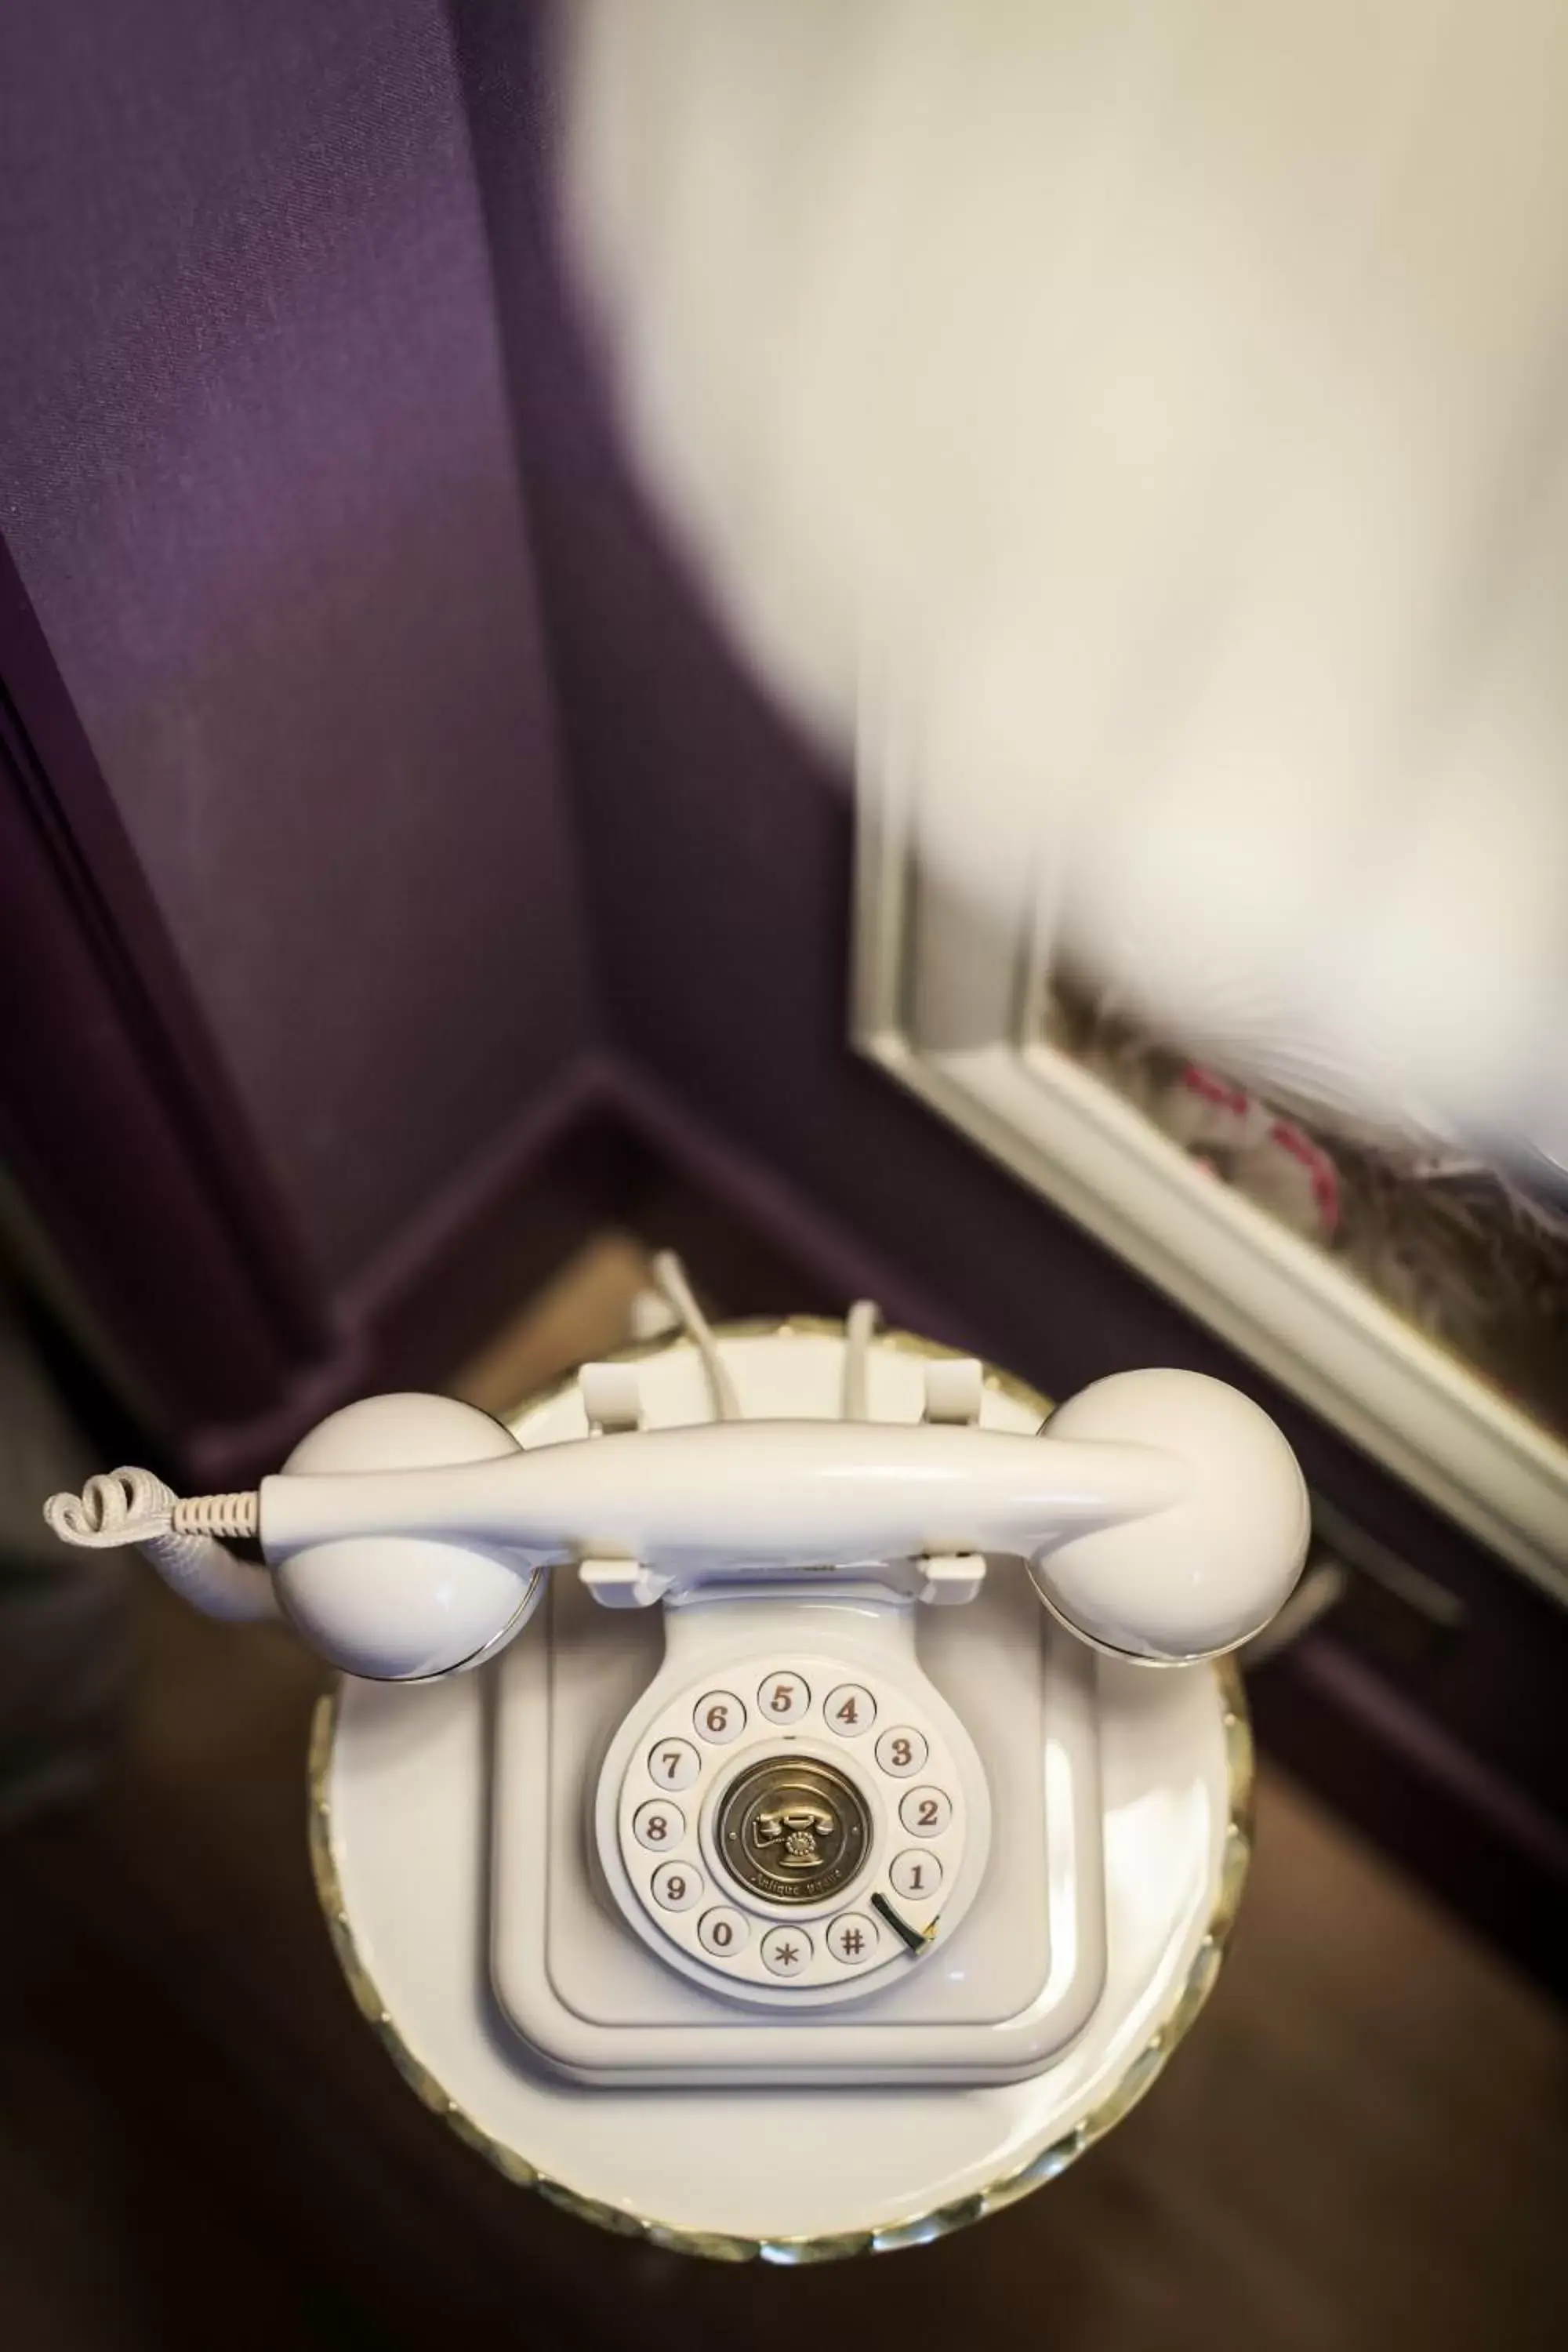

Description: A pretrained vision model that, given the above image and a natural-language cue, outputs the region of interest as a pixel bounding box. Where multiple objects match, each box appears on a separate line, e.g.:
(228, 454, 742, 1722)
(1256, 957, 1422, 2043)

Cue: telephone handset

(45, 1259, 1307, 2088)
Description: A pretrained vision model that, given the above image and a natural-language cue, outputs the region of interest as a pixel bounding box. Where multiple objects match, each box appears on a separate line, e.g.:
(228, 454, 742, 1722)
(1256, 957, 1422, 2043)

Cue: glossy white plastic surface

(274, 1393, 542, 1680)
(263, 1368, 1305, 1667)
(320, 1327, 1244, 2246)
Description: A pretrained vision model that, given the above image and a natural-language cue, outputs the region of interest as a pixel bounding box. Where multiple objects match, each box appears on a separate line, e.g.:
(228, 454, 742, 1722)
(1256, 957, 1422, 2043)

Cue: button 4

(823, 1684, 876, 1737)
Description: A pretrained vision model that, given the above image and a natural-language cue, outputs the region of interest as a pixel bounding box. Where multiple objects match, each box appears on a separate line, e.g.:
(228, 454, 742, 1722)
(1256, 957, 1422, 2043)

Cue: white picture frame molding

(851, 737, 1568, 1610)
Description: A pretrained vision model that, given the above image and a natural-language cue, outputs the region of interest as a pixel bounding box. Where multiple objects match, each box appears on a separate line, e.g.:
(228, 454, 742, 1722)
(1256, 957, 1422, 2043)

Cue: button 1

(890, 1848, 943, 1901)
(755, 1670, 810, 1725)
(650, 1860, 703, 1911)
(633, 1798, 685, 1851)
(694, 1691, 746, 1744)
(823, 1684, 876, 1737)
(874, 1726, 927, 1777)
(899, 1786, 953, 1838)
(760, 1925, 813, 1977)
(826, 1913, 880, 1967)
(698, 1906, 750, 1958)
(646, 1737, 701, 1791)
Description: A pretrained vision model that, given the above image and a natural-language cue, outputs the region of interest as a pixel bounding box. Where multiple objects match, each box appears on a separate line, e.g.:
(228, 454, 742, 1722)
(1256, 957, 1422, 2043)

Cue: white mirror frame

(851, 733, 1568, 1610)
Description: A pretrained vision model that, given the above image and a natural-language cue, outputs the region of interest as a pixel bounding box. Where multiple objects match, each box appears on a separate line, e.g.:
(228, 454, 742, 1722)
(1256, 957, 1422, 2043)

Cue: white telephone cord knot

(45, 1471, 276, 1623)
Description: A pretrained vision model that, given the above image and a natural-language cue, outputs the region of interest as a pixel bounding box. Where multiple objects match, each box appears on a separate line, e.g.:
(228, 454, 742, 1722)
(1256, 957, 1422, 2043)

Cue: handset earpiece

(274, 1392, 544, 1680)
(1025, 1369, 1309, 1662)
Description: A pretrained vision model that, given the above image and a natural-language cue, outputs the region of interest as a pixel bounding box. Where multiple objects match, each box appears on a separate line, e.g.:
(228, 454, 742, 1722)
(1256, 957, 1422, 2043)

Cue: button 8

(633, 1799, 685, 1851)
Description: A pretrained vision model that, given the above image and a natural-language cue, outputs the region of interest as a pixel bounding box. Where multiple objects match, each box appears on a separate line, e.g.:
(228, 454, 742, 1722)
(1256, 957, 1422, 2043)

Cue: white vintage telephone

(45, 1255, 1306, 2094)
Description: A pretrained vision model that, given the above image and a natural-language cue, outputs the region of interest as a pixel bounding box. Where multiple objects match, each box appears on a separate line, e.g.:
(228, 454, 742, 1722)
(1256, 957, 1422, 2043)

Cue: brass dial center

(716, 1754, 871, 1907)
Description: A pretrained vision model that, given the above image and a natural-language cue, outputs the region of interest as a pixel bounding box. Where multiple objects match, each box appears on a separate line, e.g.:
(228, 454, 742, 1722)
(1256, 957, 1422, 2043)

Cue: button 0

(650, 1860, 703, 1911)
(874, 1726, 927, 1777)
(632, 1799, 685, 1851)
(698, 1906, 750, 1957)
(646, 1737, 701, 1791)
(755, 1671, 810, 1724)
(694, 1691, 746, 1744)
(823, 1684, 876, 1737)
(760, 1926, 813, 1977)
(899, 1786, 952, 1838)
(826, 1913, 880, 1967)
(890, 1848, 942, 1901)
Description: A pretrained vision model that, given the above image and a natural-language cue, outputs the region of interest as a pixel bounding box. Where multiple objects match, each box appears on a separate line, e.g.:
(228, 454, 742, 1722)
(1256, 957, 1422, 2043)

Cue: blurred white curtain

(561, 0, 1568, 1157)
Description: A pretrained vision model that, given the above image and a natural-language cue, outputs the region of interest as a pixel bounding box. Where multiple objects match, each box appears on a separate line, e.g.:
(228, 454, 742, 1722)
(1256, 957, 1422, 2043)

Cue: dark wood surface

(2, 1238, 1564, 2351)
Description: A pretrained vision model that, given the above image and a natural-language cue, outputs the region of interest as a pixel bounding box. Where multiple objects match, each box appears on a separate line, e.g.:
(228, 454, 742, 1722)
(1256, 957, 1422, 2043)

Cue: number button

(824, 1684, 876, 1737)
(650, 1860, 703, 1911)
(874, 1726, 927, 1778)
(633, 1799, 685, 1851)
(826, 1913, 880, 1968)
(890, 1849, 943, 1901)
(756, 1671, 810, 1724)
(760, 1926, 813, 1977)
(694, 1691, 746, 1744)
(646, 1738, 700, 1791)
(698, 1906, 750, 1957)
(899, 1786, 952, 1838)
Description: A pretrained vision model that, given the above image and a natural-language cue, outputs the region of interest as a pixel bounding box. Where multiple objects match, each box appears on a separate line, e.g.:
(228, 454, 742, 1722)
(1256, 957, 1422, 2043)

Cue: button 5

(755, 1671, 810, 1724)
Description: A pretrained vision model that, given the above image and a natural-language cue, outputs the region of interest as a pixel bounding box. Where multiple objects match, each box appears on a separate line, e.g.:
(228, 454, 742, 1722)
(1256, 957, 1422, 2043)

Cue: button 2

(633, 1799, 685, 1851)
(899, 1786, 952, 1838)
(755, 1671, 810, 1724)
(694, 1691, 746, 1744)
(823, 1684, 876, 1737)
(650, 1860, 702, 1911)
(874, 1726, 927, 1777)
(760, 1926, 813, 1976)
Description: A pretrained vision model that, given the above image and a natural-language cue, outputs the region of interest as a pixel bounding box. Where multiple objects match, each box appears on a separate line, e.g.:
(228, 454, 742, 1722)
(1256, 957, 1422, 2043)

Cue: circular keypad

(611, 1652, 971, 1996)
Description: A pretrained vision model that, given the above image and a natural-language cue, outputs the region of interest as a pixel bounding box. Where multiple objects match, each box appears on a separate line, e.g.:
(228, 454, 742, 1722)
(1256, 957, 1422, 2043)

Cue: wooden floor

(2, 1233, 1564, 2351)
